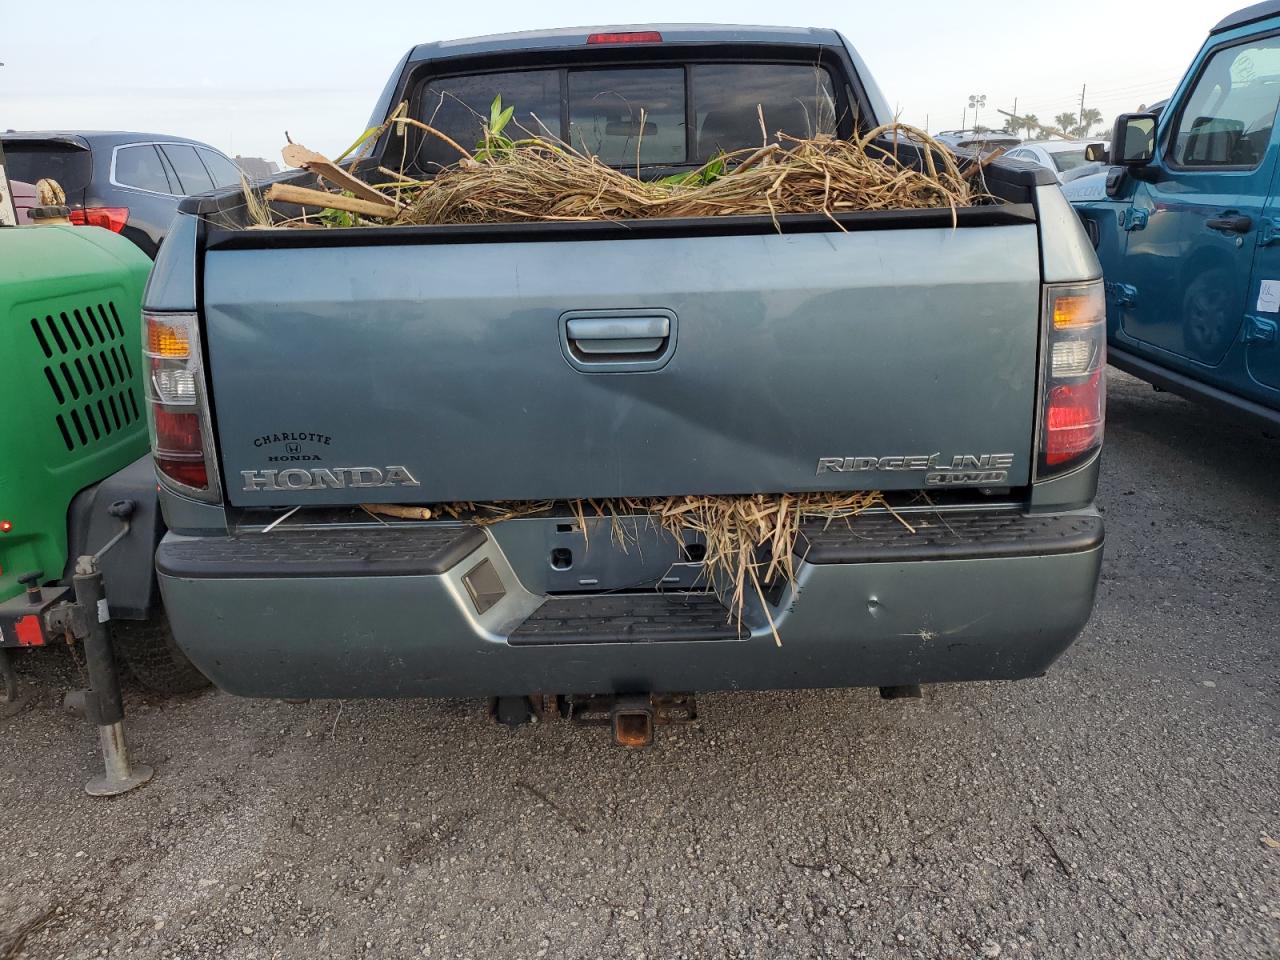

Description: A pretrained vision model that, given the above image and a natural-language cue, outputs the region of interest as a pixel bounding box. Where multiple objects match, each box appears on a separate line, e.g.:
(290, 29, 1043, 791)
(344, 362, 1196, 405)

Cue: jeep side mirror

(1111, 113, 1157, 165)
(1084, 143, 1109, 163)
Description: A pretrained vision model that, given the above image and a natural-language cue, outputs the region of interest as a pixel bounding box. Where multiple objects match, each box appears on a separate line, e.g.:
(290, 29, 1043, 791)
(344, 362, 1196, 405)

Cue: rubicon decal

(817, 453, 1015, 486)
(241, 465, 420, 492)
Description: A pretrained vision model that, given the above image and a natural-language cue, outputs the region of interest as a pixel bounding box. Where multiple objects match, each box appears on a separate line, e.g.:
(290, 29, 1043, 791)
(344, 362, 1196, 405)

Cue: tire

(111, 611, 210, 695)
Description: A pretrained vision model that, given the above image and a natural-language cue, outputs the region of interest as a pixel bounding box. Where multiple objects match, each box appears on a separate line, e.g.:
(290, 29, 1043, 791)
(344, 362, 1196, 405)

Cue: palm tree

(1053, 112, 1077, 138)
(1077, 107, 1104, 138)
(1021, 114, 1040, 139)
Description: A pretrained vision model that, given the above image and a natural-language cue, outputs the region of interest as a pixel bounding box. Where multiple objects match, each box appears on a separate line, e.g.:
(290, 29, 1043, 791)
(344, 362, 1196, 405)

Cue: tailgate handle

(566, 316, 670, 354)
(560, 309, 677, 372)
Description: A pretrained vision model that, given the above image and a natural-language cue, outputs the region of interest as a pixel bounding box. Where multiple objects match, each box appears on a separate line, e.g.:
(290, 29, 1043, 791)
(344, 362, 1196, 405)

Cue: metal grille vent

(28, 302, 142, 452)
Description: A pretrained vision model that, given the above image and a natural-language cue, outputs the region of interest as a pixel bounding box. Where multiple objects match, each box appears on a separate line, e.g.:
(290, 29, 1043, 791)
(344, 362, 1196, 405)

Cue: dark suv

(0, 131, 245, 257)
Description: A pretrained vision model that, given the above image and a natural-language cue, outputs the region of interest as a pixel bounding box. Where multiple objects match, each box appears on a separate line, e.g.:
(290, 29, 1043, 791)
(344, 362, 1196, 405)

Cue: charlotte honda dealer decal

(253, 430, 333, 462)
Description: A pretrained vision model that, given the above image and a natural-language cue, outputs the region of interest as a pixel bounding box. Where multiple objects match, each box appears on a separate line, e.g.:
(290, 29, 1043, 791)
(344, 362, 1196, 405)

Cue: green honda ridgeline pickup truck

(141, 25, 1106, 725)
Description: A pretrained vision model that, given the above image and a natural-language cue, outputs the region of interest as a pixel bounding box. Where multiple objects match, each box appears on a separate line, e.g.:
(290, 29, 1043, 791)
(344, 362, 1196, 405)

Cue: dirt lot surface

(1, 370, 1277, 959)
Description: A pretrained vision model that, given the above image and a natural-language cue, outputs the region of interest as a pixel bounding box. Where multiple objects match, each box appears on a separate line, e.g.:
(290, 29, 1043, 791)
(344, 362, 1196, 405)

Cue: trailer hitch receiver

(611, 696, 655, 749)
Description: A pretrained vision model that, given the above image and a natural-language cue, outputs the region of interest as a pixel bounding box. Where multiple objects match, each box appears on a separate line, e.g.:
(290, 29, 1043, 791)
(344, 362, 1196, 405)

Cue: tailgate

(204, 220, 1042, 506)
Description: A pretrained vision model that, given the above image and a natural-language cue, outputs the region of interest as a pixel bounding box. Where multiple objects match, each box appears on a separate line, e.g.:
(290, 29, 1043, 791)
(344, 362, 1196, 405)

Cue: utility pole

(1079, 84, 1087, 128)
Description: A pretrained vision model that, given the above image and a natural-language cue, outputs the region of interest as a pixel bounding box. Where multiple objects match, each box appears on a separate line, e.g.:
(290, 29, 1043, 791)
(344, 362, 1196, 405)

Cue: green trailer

(0, 210, 206, 696)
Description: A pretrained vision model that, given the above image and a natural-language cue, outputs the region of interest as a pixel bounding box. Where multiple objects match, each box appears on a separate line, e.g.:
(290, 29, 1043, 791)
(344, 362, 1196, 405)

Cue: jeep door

(1114, 31, 1280, 381)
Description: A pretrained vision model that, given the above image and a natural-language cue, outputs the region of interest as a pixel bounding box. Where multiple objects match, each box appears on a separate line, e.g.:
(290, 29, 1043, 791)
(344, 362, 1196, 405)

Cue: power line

(1015, 81, 1178, 116)
(1005, 74, 1183, 104)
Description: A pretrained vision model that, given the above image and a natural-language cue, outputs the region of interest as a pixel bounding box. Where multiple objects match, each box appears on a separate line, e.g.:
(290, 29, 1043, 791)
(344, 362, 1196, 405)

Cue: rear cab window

(410, 61, 842, 173)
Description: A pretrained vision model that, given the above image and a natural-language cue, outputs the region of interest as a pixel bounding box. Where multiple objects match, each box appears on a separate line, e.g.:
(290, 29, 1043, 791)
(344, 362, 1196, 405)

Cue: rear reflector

(586, 31, 663, 44)
(68, 206, 129, 233)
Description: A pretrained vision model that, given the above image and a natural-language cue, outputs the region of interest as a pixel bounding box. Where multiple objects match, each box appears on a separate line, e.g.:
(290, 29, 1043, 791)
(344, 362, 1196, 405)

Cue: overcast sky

(2, 0, 1244, 162)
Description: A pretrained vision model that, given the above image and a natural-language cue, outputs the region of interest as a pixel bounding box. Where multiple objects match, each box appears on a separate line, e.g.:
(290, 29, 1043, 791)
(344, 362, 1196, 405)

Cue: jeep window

(1170, 36, 1280, 168)
(414, 63, 840, 171)
(114, 144, 174, 194)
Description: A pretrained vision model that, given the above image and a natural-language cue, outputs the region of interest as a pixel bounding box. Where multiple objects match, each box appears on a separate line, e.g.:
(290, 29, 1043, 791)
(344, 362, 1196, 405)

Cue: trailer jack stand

(49, 500, 153, 796)
(68, 561, 153, 796)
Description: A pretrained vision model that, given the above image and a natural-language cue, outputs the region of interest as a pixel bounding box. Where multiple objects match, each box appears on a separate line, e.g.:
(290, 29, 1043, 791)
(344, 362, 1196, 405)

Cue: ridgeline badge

(816, 453, 1014, 486)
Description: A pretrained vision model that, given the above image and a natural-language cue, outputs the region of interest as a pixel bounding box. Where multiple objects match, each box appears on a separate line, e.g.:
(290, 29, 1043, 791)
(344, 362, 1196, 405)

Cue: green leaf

(319, 207, 355, 228)
(490, 95, 503, 129)
(493, 105, 515, 137)
(334, 124, 383, 163)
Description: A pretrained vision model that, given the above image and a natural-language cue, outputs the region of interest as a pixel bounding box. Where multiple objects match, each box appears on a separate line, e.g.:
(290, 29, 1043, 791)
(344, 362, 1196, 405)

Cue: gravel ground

(1, 370, 1277, 960)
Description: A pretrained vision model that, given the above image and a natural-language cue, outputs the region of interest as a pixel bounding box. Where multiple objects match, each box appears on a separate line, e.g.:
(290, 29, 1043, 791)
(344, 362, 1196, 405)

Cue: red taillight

(152, 408, 208, 489)
(1045, 369, 1104, 466)
(586, 31, 663, 44)
(1038, 282, 1106, 478)
(68, 206, 129, 233)
(153, 407, 202, 451)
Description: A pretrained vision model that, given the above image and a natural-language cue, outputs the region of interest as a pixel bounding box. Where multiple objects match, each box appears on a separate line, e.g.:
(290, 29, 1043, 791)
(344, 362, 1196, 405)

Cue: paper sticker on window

(1258, 280, 1280, 313)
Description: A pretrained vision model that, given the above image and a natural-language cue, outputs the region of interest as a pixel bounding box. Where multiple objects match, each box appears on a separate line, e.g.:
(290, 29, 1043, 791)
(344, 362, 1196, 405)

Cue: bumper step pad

(797, 510, 1103, 564)
(510, 592, 743, 646)
(156, 525, 486, 579)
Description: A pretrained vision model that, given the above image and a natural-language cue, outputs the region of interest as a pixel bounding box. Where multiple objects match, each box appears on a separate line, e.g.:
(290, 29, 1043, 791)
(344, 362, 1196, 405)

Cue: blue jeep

(1066, 1, 1280, 428)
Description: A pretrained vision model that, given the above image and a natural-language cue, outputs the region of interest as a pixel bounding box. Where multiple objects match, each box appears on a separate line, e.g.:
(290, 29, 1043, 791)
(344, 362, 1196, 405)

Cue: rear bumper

(156, 510, 1103, 699)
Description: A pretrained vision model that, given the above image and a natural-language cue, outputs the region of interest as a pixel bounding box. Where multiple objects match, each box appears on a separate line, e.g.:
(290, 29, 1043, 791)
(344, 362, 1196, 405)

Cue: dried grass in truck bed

(254, 111, 990, 231)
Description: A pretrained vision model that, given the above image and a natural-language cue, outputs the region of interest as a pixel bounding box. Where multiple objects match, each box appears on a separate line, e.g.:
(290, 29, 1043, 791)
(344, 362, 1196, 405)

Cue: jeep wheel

(112, 611, 210, 695)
